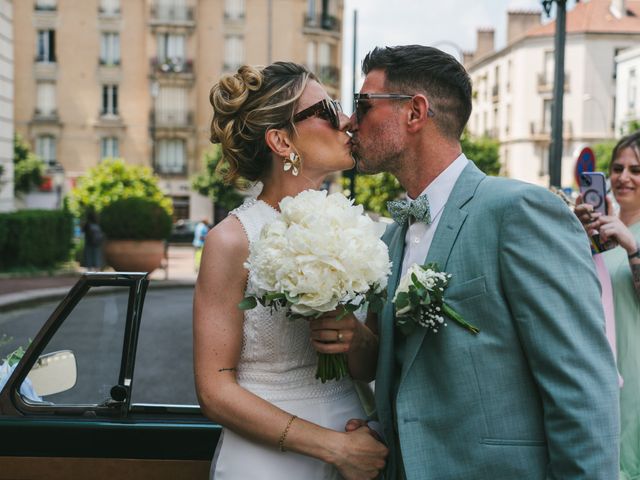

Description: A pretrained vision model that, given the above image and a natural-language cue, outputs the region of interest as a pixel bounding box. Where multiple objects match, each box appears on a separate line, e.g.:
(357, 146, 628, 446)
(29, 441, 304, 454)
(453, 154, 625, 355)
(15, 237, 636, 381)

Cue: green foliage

(342, 173, 403, 217)
(100, 197, 172, 240)
(460, 131, 501, 176)
(13, 134, 45, 194)
(65, 158, 173, 219)
(592, 140, 617, 173)
(191, 146, 245, 212)
(0, 209, 73, 269)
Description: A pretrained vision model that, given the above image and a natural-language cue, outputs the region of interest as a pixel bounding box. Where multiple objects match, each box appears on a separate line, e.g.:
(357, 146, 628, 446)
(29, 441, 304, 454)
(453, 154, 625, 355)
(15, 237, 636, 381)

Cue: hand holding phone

(578, 172, 617, 253)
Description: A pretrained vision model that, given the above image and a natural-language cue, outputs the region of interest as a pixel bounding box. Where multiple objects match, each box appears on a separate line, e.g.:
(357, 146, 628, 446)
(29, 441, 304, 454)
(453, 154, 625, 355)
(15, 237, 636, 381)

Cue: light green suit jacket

(376, 162, 620, 480)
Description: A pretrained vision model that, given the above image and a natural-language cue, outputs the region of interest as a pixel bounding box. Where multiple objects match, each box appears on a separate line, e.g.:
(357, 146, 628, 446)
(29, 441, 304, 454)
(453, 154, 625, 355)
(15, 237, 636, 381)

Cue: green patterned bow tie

(387, 194, 431, 225)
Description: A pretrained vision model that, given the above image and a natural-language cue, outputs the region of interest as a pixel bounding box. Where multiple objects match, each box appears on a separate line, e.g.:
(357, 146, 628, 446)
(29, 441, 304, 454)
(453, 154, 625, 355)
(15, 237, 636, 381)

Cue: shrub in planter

(100, 198, 172, 273)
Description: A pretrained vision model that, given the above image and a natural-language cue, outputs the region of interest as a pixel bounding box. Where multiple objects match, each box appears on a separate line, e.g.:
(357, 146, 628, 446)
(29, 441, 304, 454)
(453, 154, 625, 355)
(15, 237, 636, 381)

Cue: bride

(193, 62, 388, 479)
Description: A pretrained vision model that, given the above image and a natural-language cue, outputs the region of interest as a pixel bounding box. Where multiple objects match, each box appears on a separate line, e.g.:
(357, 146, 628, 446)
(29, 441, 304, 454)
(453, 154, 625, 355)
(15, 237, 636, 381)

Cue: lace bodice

(230, 199, 353, 402)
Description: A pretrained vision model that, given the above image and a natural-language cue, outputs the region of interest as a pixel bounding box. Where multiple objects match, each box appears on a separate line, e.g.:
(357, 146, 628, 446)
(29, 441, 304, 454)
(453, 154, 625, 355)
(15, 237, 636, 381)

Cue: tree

(461, 130, 501, 176)
(66, 158, 172, 219)
(13, 134, 45, 194)
(191, 146, 245, 216)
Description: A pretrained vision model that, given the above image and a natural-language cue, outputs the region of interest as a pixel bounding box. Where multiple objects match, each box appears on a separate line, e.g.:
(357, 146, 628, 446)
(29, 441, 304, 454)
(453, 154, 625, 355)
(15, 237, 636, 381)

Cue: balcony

(32, 109, 60, 124)
(152, 110, 194, 129)
(34, 60, 57, 81)
(150, 57, 194, 78)
(314, 65, 340, 87)
(303, 13, 341, 35)
(529, 120, 573, 139)
(35, 3, 57, 12)
(149, 5, 195, 28)
(537, 72, 570, 94)
(98, 6, 121, 17)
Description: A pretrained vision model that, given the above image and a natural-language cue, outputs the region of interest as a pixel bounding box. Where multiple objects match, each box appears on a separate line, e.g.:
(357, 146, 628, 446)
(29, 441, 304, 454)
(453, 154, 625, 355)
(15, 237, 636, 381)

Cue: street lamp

(542, 0, 569, 188)
(150, 80, 159, 172)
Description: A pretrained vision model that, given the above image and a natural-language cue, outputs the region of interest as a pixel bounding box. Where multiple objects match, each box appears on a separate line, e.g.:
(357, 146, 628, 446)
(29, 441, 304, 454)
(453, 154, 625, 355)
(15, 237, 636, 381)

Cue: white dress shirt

(401, 153, 469, 277)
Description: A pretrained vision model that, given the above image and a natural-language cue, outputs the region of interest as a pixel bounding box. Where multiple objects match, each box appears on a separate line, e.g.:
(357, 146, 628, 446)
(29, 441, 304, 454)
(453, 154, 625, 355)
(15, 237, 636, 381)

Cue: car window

(19, 286, 130, 405)
(130, 286, 198, 405)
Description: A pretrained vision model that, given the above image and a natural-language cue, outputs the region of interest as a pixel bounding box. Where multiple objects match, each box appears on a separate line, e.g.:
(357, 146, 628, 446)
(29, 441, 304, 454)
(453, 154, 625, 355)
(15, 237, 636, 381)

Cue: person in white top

(312, 45, 620, 480)
(193, 62, 387, 480)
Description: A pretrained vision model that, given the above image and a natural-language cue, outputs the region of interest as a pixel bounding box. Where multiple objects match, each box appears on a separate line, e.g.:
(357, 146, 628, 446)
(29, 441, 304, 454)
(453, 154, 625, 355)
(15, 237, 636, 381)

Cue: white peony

(244, 189, 391, 317)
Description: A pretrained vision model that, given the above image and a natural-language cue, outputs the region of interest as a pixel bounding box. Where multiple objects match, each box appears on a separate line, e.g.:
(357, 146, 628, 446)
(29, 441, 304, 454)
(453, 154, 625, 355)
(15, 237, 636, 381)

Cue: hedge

(100, 197, 172, 240)
(0, 210, 73, 269)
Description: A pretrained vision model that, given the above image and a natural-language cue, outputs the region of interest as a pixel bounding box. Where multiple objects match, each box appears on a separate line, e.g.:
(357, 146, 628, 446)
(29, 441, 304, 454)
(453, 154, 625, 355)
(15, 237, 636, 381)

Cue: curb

(0, 279, 196, 313)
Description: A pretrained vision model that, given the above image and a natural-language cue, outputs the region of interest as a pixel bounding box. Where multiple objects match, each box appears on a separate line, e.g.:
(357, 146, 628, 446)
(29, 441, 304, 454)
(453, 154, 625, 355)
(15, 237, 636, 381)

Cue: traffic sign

(574, 147, 595, 186)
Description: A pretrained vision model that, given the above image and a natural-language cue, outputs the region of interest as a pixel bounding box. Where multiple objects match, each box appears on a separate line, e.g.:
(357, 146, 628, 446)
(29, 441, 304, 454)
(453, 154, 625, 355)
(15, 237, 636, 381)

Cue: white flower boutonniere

(393, 263, 480, 336)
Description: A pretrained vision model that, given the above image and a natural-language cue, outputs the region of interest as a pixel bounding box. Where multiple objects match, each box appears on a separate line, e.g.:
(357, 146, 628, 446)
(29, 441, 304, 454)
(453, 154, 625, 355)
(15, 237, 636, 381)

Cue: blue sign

(574, 147, 595, 185)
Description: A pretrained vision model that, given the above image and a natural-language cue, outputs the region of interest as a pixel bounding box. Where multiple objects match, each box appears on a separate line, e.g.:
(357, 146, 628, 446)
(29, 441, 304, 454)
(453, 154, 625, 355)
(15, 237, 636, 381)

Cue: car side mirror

(26, 350, 77, 397)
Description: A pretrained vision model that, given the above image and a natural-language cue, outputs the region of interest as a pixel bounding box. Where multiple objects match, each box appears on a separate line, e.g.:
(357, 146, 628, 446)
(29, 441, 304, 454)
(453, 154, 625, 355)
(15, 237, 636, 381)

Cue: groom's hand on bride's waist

(332, 423, 388, 480)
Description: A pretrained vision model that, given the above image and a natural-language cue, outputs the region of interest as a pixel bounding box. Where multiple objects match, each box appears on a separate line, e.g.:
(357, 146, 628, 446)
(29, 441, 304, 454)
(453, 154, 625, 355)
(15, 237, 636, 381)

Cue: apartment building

(466, 0, 640, 187)
(615, 44, 640, 135)
(0, 0, 13, 212)
(13, 0, 343, 219)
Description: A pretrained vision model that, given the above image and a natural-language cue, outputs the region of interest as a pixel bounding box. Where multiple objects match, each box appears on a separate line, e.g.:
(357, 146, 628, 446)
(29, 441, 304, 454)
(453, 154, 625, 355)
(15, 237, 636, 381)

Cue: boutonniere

(393, 263, 480, 336)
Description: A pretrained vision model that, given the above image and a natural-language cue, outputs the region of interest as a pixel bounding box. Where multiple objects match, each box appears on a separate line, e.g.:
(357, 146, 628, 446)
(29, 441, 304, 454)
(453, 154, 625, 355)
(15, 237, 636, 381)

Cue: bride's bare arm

(193, 216, 387, 477)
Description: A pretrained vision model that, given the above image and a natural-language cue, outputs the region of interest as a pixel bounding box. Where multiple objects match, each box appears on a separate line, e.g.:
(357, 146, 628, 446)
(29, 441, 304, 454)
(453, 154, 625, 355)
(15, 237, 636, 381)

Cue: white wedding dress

(210, 199, 366, 480)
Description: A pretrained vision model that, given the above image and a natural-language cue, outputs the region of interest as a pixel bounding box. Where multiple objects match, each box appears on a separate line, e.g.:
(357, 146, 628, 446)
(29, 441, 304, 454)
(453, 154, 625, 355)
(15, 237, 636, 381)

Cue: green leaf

(369, 295, 383, 314)
(238, 297, 258, 310)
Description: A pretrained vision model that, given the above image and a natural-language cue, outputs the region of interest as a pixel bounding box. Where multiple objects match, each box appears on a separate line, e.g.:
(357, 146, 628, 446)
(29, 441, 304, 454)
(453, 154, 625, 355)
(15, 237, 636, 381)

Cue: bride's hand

(329, 426, 388, 479)
(309, 310, 361, 354)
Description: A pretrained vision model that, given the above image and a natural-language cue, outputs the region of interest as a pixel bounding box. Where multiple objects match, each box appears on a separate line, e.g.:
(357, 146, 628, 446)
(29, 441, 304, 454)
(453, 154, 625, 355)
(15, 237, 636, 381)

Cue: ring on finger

(337, 331, 344, 343)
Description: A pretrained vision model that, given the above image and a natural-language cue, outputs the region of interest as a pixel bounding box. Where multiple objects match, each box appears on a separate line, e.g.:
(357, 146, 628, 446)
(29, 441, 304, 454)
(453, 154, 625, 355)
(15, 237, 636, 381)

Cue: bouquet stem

(442, 304, 480, 334)
(315, 353, 348, 383)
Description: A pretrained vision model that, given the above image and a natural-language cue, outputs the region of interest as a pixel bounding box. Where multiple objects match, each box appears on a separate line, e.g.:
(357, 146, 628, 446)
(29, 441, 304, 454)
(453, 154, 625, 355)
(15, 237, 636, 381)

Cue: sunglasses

(353, 93, 435, 123)
(293, 98, 343, 129)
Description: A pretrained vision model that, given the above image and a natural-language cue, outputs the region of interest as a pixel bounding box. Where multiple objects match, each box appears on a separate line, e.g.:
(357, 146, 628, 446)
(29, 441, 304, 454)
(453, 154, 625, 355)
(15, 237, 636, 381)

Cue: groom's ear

(265, 128, 294, 158)
(406, 94, 429, 133)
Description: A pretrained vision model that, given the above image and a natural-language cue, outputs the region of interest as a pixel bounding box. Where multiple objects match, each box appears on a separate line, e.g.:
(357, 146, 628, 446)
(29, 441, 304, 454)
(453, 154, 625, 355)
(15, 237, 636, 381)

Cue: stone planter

(104, 239, 166, 274)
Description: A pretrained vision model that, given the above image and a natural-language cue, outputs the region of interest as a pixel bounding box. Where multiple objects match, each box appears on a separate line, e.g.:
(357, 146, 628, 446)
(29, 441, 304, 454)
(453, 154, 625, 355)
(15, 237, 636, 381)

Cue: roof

(527, 0, 640, 37)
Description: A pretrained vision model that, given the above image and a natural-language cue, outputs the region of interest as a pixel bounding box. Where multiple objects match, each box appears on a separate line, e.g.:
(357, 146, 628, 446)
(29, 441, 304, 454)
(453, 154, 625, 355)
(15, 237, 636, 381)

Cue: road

(0, 286, 198, 406)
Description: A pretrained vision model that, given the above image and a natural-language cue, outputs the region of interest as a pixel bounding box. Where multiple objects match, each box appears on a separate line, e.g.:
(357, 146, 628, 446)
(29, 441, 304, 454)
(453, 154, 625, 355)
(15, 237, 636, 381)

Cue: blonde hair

(209, 62, 316, 183)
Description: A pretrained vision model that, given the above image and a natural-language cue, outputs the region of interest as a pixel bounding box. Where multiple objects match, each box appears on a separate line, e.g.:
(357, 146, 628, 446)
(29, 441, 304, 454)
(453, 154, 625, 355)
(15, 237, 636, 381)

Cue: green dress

(603, 221, 640, 480)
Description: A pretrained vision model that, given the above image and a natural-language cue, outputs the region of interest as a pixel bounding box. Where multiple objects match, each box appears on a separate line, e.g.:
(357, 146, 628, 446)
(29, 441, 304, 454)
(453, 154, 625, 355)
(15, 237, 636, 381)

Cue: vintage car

(0, 272, 220, 480)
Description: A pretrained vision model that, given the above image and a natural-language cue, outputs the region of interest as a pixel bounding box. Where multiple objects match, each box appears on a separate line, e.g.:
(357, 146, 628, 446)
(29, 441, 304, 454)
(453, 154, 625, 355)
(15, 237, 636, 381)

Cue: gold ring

(337, 331, 344, 343)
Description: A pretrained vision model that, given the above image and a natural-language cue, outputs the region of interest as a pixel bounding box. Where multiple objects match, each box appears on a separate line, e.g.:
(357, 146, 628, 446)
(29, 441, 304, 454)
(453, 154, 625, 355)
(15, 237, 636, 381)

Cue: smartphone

(578, 172, 616, 252)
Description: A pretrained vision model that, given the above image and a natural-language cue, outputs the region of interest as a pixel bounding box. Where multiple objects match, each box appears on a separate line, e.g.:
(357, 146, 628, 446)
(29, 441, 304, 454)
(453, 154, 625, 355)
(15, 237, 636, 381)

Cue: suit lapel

(398, 162, 486, 390)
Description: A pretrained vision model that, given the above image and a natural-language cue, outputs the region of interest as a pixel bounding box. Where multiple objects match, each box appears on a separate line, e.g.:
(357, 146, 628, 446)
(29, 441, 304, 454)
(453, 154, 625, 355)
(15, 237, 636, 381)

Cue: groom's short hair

(362, 45, 472, 140)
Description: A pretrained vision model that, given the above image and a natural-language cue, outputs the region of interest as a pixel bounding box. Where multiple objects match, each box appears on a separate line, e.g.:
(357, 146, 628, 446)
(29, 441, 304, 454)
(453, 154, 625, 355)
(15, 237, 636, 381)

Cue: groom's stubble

(352, 112, 406, 177)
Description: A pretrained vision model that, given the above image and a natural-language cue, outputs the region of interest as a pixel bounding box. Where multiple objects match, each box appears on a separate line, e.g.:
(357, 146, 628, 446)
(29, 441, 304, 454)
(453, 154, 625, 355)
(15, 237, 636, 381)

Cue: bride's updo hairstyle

(209, 62, 316, 183)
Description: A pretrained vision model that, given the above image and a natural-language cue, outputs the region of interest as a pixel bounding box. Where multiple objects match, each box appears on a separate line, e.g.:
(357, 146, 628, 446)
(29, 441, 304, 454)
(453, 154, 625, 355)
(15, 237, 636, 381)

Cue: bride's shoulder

(205, 215, 248, 259)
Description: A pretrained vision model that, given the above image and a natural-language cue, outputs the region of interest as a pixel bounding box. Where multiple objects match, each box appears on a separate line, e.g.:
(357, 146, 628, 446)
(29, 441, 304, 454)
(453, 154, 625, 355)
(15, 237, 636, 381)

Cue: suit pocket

(479, 437, 546, 447)
(445, 275, 486, 302)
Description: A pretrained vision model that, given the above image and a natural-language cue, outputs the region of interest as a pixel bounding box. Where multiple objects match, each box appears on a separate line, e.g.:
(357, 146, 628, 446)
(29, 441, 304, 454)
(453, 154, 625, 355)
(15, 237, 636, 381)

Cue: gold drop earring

(283, 152, 301, 176)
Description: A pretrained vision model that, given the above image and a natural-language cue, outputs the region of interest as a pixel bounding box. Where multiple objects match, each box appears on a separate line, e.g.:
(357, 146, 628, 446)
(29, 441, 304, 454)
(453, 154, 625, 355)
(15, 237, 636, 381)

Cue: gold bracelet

(278, 415, 297, 452)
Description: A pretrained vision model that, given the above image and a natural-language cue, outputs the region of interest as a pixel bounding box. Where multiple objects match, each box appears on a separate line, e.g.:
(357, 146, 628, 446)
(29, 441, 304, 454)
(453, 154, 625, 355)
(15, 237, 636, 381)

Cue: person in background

(82, 209, 103, 272)
(574, 131, 640, 480)
(192, 218, 210, 272)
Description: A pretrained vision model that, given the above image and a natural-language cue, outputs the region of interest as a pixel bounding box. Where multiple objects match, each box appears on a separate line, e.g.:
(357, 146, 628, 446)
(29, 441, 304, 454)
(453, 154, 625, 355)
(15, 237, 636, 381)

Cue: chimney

(507, 10, 541, 44)
(610, 0, 626, 18)
(462, 51, 475, 66)
(475, 28, 495, 59)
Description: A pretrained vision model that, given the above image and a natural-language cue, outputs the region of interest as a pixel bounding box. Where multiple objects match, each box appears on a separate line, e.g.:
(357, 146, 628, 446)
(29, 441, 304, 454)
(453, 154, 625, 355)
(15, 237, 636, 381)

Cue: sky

(339, 0, 579, 109)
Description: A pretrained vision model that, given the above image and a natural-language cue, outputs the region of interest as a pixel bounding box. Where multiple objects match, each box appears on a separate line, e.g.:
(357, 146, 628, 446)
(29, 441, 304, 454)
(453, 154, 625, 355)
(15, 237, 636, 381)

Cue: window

(225, 0, 245, 19)
(36, 30, 55, 62)
(306, 42, 316, 69)
(543, 50, 554, 84)
(35, 0, 57, 11)
(101, 85, 118, 116)
(157, 33, 185, 64)
(543, 99, 553, 133)
(629, 69, 637, 111)
(100, 137, 119, 160)
(99, 0, 120, 15)
(224, 35, 244, 71)
(156, 139, 186, 174)
(36, 135, 57, 166)
(155, 86, 188, 125)
(36, 82, 56, 116)
(307, 0, 316, 20)
(100, 33, 120, 66)
(156, 0, 188, 21)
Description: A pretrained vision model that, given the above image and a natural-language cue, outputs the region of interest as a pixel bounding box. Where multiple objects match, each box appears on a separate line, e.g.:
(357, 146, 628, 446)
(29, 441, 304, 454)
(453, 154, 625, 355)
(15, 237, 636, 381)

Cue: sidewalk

(0, 245, 198, 311)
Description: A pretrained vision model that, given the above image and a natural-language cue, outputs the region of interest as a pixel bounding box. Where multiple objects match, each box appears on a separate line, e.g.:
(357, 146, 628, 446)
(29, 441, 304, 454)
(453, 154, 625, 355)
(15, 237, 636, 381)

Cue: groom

(319, 45, 620, 479)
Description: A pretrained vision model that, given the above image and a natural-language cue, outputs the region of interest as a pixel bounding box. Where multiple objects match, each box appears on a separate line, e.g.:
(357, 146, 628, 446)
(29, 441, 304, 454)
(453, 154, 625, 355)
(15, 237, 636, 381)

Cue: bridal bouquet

(394, 263, 479, 336)
(239, 189, 391, 382)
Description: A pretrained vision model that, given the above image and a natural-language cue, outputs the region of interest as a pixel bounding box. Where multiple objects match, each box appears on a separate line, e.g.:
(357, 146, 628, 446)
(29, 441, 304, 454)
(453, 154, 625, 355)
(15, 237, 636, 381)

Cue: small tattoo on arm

(218, 367, 237, 373)
(631, 263, 640, 297)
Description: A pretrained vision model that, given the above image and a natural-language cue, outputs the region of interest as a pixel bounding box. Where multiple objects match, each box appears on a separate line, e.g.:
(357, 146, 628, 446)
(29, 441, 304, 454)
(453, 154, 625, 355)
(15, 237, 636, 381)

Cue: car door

(0, 272, 220, 480)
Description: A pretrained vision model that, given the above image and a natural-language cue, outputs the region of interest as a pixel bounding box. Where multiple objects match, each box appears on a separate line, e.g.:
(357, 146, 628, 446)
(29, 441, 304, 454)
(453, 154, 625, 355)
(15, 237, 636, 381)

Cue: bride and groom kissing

(193, 45, 620, 479)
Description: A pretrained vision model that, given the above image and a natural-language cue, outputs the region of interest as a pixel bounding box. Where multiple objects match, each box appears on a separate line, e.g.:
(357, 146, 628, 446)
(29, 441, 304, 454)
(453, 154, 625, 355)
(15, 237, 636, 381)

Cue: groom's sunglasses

(353, 93, 435, 123)
(293, 98, 343, 129)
